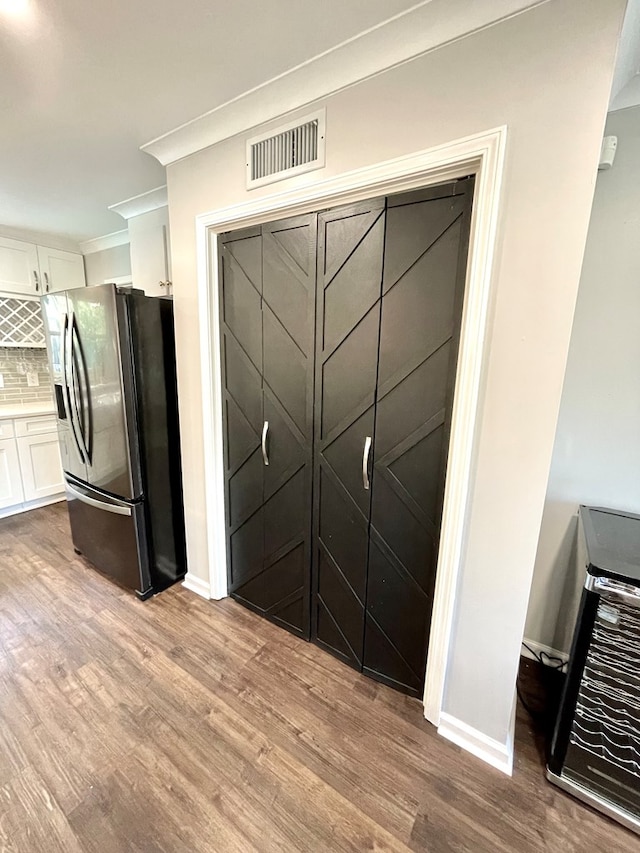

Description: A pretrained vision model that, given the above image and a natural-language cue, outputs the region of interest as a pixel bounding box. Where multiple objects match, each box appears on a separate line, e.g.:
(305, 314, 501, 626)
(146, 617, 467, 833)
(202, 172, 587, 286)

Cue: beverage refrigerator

(548, 505, 640, 835)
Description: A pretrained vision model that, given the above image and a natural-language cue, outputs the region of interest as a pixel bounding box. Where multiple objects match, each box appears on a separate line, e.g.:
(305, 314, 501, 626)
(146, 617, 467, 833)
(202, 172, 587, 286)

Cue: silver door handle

(63, 313, 86, 464)
(261, 420, 269, 466)
(44, 272, 50, 292)
(71, 316, 92, 462)
(66, 482, 132, 516)
(33, 270, 39, 292)
(362, 436, 372, 490)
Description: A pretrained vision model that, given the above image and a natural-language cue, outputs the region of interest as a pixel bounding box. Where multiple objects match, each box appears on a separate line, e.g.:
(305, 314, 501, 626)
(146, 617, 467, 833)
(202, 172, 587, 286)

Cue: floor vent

(247, 110, 325, 189)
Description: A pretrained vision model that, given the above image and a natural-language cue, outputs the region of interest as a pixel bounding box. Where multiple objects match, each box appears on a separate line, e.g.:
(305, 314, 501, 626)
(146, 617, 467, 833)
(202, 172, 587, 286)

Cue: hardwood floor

(0, 504, 636, 852)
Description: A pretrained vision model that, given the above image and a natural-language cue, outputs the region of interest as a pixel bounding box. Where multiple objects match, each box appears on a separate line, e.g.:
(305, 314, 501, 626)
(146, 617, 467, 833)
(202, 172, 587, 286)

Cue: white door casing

(190, 127, 507, 730)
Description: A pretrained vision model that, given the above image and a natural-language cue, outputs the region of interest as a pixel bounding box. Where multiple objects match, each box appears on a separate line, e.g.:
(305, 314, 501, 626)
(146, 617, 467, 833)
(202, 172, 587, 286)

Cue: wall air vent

(246, 110, 326, 189)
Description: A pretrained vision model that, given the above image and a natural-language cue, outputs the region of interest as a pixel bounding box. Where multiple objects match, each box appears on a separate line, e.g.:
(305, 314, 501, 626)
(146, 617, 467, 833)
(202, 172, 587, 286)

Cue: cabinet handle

(44, 272, 50, 293)
(33, 270, 39, 292)
(261, 420, 269, 466)
(362, 436, 372, 490)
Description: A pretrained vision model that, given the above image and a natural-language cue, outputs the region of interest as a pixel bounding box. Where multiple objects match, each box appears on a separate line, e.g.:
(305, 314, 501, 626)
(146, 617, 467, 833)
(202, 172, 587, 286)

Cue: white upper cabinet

(0, 236, 41, 296)
(37, 246, 86, 293)
(0, 236, 86, 297)
(109, 187, 172, 298)
(128, 206, 172, 297)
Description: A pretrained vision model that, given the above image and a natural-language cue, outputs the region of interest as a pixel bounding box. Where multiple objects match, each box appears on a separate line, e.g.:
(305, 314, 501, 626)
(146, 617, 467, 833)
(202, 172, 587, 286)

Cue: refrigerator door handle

(69, 319, 88, 462)
(62, 313, 87, 464)
(71, 315, 92, 463)
(66, 482, 132, 516)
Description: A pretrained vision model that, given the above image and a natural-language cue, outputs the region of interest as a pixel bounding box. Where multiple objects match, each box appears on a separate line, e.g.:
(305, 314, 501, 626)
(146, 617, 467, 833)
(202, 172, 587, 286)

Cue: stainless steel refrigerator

(42, 284, 186, 598)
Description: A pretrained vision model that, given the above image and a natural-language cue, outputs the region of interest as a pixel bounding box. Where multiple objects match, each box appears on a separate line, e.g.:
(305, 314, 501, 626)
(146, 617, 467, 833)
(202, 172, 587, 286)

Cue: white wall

(83, 243, 132, 286)
(165, 0, 624, 754)
(526, 105, 640, 655)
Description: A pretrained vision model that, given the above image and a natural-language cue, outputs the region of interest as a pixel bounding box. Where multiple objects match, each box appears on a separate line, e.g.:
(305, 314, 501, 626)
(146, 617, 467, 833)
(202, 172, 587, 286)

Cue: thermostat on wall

(598, 135, 617, 170)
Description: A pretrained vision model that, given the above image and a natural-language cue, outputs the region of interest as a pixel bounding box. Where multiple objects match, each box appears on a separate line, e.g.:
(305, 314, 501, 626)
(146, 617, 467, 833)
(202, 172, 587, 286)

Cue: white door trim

(192, 125, 507, 725)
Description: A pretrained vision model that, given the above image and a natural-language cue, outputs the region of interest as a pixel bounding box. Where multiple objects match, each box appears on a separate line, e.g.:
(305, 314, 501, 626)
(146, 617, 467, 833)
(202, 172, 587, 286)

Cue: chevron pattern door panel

(221, 214, 316, 639)
(312, 199, 386, 668)
(221, 226, 265, 609)
(363, 181, 475, 696)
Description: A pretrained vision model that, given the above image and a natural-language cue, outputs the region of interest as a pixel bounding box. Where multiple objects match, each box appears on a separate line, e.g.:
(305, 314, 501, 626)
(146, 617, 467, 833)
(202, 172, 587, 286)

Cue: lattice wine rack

(0, 297, 46, 348)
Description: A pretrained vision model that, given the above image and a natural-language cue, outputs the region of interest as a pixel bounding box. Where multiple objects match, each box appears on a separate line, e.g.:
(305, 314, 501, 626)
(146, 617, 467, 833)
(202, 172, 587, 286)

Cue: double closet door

(220, 178, 474, 697)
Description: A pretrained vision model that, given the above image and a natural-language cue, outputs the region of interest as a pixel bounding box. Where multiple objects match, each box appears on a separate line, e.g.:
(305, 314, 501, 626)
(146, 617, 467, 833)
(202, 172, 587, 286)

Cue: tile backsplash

(0, 348, 53, 405)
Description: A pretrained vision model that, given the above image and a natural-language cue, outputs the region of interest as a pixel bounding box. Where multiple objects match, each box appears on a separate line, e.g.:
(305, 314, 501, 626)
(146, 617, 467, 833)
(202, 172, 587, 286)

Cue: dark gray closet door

(363, 179, 475, 696)
(220, 226, 265, 613)
(260, 214, 317, 637)
(312, 199, 386, 667)
(221, 214, 316, 639)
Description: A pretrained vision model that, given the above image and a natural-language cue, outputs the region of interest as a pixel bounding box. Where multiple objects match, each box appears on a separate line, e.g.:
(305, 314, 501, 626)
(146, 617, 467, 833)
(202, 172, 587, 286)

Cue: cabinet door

(37, 246, 86, 293)
(17, 433, 64, 501)
(129, 207, 172, 297)
(0, 237, 40, 295)
(0, 437, 24, 509)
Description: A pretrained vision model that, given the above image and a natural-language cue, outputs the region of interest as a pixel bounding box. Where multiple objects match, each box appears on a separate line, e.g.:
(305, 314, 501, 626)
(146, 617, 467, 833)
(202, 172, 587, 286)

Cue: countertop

(0, 401, 56, 421)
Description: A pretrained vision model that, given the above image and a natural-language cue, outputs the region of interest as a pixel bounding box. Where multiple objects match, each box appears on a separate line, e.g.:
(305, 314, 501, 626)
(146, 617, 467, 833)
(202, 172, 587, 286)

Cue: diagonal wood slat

(0, 298, 46, 347)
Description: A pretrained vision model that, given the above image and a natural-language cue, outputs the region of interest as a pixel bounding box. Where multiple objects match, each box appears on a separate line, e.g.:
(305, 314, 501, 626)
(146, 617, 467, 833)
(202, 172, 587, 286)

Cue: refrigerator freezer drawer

(66, 480, 152, 598)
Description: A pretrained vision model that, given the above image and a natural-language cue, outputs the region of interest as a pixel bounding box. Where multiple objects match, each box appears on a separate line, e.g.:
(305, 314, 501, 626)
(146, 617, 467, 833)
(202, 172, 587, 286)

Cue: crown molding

(79, 229, 130, 255)
(0, 225, 80, 254)
(108, 185, 168, 220)
(141, 0, 543, 166)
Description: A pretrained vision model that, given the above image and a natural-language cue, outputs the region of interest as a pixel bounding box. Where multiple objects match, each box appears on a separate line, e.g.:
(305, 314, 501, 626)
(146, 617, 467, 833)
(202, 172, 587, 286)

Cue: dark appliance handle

(71, 315, 93, 464)
(68, 318, 88, 461)
(62, 313, 87, 464)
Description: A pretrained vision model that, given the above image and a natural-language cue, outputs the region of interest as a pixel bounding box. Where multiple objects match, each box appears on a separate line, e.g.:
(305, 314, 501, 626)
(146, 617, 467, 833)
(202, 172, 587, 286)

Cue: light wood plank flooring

(0, 504, 636, 852)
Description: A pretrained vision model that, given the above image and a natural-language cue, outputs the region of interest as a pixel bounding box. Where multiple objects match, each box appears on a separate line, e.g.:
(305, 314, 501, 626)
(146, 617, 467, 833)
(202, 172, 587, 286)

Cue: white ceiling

(0, 0, 419, 242)
(0, 0, 638, 245)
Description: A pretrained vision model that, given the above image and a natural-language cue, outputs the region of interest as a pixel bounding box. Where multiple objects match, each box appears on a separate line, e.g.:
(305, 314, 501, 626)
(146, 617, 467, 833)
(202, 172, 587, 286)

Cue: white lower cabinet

(0, 413, 64, 516)
(0, 438, 24, 509)
(17, 433, 64, 501)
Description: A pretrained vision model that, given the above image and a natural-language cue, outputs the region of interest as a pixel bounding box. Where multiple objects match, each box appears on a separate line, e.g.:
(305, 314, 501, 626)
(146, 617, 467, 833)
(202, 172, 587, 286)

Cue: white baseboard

(438, 712, 514, 776)
(0, 493, 65, 520)
(521, 637, 568, 666)
(182, 572, 212, 600)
